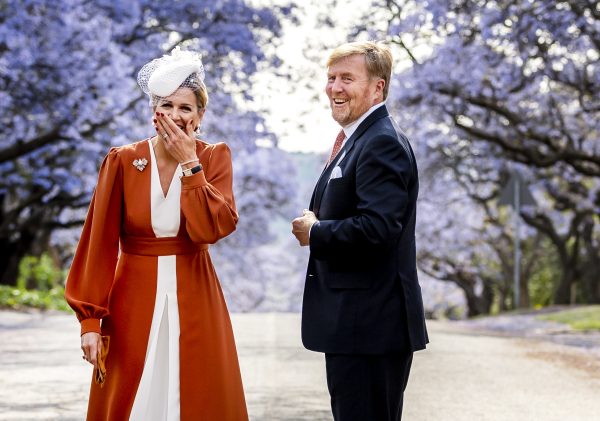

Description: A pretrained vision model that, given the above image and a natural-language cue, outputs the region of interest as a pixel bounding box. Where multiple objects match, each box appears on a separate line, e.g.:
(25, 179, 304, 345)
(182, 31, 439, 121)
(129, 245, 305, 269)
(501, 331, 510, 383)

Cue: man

(292, 41, 428, 421)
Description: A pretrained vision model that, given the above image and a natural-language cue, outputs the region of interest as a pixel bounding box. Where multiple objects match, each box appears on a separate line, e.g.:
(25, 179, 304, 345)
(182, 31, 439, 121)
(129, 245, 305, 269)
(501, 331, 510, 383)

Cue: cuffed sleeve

(80, 318, 101, 335)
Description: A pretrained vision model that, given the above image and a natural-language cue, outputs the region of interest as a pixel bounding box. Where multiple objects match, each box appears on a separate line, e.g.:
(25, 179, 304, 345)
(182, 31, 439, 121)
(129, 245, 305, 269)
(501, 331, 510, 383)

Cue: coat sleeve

(64, 148, 123, 335)
(309, 133, 414, 259)
(180, 142, 238, 244)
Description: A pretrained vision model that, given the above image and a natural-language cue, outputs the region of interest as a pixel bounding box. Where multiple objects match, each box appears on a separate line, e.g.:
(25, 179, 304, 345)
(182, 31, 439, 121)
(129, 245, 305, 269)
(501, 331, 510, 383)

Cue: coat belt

(120, 235, 208, 256)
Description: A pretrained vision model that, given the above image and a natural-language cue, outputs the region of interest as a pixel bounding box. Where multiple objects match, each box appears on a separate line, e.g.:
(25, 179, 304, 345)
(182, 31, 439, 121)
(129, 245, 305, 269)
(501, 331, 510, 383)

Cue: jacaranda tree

(358, 0, 600, 312)
(0, 0, 296, 309)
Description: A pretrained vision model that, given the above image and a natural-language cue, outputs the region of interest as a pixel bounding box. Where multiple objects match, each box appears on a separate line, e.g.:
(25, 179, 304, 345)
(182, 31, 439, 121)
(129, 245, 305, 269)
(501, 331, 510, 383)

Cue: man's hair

(327, 41, 393, 100)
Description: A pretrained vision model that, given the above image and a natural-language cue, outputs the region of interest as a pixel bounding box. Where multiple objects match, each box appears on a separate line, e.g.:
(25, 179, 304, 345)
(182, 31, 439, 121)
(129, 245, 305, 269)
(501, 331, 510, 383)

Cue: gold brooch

(133, 158, 148, 172)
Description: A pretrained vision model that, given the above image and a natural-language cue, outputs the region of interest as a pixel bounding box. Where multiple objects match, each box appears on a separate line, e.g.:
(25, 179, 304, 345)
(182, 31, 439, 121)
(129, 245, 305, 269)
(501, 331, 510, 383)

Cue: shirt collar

(342, 102, 386, 140)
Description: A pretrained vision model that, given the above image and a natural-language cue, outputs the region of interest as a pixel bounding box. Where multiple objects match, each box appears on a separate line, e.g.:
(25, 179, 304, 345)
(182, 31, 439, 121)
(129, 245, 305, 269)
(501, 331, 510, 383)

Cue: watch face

(182, 165, 202, 176)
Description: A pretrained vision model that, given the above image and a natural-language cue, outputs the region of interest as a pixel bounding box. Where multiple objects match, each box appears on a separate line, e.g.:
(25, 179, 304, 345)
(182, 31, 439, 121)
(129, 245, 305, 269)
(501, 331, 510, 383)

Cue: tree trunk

(554, 268, 576, 304)
(462, 283, 493, 318)
(580, 220, 600, 304)
(0, 235, 34, 286)
(0, 217, 51, 286)
(581, 260, 600, 304)
(519, 275, 530, 308)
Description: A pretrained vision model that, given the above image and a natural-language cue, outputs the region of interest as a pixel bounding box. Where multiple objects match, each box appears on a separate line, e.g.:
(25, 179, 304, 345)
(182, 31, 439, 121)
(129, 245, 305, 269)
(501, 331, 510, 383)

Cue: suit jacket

(301, 105, 428, 354)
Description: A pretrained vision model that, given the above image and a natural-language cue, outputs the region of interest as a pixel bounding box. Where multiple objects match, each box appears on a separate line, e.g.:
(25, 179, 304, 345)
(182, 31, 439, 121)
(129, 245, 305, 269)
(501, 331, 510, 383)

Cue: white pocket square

(329, 166, 342, 180)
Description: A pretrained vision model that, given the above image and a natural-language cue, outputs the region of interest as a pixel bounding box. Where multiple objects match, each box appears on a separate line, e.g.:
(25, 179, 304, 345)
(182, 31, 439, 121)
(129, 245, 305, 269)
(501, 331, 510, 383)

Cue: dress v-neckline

(148, 139, 181, 199)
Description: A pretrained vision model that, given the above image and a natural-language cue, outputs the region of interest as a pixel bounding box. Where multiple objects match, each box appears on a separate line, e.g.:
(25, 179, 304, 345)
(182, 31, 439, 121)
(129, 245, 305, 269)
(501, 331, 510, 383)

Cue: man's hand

(292, 209, 318, 247)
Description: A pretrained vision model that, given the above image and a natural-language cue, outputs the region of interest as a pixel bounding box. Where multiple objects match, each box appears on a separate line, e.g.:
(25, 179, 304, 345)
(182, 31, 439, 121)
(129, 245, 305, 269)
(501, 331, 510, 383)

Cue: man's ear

(375, 79, 385, 100)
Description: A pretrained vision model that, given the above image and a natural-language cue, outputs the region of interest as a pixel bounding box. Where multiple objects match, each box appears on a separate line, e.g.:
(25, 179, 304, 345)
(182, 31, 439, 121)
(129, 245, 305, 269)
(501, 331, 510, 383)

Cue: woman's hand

(81, 332, 102, 368)
(155, 112, 198, 166)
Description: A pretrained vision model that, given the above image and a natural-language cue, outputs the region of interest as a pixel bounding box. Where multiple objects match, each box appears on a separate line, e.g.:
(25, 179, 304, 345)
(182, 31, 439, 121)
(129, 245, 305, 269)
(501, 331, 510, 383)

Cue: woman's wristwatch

(182, 164, 203, 177)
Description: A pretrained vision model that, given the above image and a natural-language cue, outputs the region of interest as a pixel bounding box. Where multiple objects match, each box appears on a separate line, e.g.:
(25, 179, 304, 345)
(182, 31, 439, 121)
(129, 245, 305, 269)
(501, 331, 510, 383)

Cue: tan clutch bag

(94, 336, 110, 387)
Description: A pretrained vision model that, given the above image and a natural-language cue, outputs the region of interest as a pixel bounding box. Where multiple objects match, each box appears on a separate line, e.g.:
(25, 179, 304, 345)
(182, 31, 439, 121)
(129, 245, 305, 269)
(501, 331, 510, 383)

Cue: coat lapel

(310, 106, 390, 216)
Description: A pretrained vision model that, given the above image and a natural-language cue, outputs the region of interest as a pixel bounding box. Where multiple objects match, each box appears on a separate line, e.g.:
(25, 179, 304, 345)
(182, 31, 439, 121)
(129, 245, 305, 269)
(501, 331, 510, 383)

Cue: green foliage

(17, 253, 65, 290)
(529, 265, 557, 308)
(0, 285, 71, 312)
(0, 253, 70, 311)
(537, 306, 600, 331)
(483, 234, 561, 313)
(526, 237, 561, 308)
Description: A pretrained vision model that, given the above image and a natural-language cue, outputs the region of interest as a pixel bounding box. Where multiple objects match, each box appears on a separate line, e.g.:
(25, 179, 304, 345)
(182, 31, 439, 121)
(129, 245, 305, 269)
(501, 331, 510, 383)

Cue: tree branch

(0, 128, 64, 164)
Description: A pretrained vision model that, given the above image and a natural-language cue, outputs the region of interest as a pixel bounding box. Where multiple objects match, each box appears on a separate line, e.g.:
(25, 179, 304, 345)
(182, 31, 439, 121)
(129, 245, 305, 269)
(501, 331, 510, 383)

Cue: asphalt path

(1, 311, 599, 420)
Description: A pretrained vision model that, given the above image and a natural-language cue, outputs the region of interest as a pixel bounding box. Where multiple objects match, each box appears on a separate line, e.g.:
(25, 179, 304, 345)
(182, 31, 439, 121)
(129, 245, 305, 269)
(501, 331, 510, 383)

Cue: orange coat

(65, 139, 248, 420)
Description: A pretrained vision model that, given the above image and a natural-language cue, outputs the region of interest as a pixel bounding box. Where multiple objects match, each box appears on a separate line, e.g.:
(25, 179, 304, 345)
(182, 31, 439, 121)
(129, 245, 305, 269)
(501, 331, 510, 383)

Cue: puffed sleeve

(180, 142, 238, 243)
(64, 148, 123, 335)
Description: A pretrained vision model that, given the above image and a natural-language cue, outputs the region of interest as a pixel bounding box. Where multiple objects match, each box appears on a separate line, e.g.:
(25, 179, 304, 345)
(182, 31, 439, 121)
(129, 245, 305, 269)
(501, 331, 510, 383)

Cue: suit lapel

(311, 160, 336, 215)
(310, 106, 390, 216)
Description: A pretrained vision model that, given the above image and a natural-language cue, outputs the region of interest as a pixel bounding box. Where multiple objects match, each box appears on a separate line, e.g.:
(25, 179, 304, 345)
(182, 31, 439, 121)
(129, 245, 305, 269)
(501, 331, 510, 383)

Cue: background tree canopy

(357, 0, 599, 315)
(2, 0, 598, 317)
(0, 0, 296, 310)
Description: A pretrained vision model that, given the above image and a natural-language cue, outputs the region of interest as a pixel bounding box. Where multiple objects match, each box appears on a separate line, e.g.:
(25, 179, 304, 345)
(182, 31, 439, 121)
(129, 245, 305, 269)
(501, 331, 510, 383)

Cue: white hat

(138, 47, 205, 101)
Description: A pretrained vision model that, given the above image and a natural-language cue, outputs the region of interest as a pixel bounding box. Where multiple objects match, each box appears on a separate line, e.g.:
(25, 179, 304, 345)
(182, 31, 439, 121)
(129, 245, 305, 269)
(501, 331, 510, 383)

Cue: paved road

(1, 311, 600, 420)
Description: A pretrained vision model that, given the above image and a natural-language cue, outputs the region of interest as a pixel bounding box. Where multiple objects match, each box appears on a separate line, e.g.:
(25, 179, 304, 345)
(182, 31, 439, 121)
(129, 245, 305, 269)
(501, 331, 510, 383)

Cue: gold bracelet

(180, 159, 199, 166)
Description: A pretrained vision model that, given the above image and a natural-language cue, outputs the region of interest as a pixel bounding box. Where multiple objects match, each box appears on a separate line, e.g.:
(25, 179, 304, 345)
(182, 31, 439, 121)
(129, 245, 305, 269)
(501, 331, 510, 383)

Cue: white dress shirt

(339, 101, 386, 151)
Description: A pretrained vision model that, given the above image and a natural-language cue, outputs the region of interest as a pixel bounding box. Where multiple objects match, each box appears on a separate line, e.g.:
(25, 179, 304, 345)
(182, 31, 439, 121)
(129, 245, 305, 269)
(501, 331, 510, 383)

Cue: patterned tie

(327, 130, 346, 166)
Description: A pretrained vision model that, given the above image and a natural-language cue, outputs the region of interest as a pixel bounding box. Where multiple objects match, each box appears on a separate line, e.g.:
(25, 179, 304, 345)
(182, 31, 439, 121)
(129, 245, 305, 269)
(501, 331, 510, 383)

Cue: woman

(65, 48, 248, 420)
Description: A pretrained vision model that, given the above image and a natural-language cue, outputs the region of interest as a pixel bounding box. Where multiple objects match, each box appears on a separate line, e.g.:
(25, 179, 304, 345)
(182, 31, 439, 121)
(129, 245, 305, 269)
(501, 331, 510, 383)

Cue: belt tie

(120, 235, 208, 256)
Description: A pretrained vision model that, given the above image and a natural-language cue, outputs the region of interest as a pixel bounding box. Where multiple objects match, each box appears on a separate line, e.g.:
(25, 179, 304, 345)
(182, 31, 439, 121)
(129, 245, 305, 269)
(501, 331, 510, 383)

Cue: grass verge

(537, 305, 600, 331)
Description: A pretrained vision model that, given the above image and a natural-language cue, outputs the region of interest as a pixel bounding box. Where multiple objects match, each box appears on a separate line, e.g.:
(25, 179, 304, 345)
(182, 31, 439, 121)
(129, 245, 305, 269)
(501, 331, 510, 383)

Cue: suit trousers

(325, 351, 413, 421)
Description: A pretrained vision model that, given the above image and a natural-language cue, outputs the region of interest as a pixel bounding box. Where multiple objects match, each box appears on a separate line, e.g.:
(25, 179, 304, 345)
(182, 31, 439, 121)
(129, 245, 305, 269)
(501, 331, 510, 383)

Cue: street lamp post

(499, 171, 536, 309)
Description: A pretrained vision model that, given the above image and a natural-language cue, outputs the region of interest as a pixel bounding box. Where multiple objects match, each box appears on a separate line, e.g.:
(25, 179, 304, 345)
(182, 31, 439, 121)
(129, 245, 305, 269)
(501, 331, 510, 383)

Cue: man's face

(325, 54, 384, 127)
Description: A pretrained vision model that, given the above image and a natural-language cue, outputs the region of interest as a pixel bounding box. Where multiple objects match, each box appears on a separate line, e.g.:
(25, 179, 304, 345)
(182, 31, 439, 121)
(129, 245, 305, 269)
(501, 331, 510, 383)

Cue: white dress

(129, 140, 182, 420)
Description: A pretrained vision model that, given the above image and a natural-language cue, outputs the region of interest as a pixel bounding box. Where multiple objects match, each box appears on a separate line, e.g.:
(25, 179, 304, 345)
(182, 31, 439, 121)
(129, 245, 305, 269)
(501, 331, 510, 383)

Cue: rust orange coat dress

(65, 138, 248, 420)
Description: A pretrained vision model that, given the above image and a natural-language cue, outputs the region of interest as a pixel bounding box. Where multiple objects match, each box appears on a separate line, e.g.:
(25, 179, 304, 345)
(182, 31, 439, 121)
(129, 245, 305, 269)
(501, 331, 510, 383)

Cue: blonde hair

(327, 41, 393, 99)
(151, 76, 208, 111)
(194, 81, 209, 109)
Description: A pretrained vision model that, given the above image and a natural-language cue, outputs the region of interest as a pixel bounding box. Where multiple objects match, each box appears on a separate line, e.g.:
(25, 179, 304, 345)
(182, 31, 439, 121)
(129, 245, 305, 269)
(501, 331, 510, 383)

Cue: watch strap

(182, 164, 203, 177)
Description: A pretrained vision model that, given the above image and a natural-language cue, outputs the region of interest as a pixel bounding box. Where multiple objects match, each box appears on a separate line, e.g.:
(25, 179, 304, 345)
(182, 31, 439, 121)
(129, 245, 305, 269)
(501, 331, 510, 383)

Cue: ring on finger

(162, 133, 169, 140)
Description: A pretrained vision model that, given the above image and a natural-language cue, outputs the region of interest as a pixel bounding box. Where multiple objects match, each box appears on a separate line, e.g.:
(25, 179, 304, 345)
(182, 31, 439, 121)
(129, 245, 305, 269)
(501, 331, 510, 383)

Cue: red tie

(327, 130, 345, 166)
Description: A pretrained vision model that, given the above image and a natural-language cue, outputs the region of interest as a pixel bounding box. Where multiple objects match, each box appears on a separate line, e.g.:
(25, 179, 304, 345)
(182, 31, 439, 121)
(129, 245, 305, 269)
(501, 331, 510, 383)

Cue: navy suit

(301, 105, 428, 420)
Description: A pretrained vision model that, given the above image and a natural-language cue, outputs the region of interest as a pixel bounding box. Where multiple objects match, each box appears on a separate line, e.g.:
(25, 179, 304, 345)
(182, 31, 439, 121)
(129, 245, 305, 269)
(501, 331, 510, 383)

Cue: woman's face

(155, 87, 205, 133)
